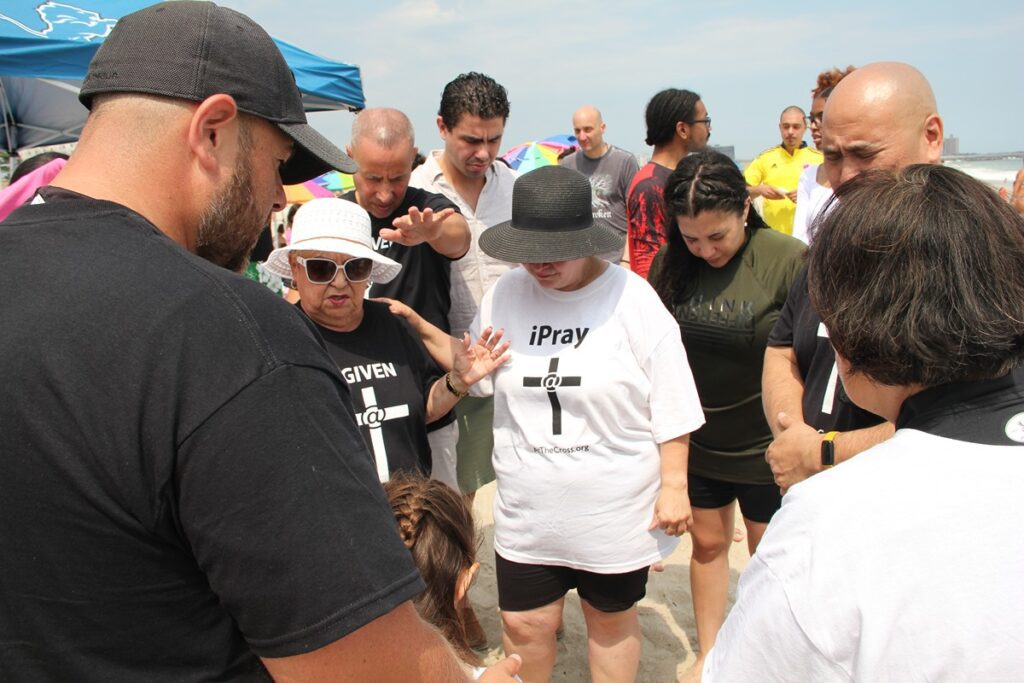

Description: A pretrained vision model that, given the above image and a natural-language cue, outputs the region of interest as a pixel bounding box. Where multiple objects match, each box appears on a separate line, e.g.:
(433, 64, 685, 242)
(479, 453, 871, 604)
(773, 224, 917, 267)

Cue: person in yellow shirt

(744, 106, 823, 235)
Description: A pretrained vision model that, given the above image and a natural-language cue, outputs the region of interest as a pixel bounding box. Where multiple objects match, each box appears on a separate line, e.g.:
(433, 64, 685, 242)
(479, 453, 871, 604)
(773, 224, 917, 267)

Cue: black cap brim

(279, 121, 357, 184)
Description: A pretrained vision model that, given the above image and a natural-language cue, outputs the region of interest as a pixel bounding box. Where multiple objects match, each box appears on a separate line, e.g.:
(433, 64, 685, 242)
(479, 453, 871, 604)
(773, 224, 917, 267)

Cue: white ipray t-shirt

(471, 265, 705, 573)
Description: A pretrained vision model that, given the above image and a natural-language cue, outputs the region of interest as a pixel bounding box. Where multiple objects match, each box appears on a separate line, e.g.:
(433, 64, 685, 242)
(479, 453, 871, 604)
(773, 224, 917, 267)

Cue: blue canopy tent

(0, 1, 364, 154)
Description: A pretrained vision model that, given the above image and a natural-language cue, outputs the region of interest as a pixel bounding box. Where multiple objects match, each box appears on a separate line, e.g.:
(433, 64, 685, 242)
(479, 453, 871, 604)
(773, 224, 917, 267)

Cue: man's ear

(436, 115, 448, 139)
(187, 93, 240, 174)
(922, 113, 944, 164)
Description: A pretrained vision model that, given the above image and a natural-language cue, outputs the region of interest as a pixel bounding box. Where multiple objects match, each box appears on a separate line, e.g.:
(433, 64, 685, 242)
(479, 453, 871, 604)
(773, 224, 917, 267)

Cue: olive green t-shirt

(650, 228, 805, 484)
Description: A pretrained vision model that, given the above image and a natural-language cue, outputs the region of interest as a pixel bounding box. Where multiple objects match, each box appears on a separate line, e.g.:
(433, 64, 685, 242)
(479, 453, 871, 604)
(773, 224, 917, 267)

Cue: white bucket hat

(264, 198, 401, 284)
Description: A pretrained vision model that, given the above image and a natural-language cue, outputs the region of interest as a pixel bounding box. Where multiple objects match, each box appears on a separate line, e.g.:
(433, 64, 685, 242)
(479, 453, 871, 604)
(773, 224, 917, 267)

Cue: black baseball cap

(79, 1, 356, 183)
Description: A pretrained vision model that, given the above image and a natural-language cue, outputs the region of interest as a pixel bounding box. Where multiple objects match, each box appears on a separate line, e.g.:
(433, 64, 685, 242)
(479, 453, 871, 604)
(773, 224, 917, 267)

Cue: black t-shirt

(767, 266, 885, 431)
(310, 300, 443, 479)
(0, 193, 423, 680)
(341, 187, 461, 333)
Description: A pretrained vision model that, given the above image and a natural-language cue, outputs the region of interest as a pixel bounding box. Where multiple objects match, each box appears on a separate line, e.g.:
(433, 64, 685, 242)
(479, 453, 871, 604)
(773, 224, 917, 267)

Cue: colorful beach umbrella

(284, 179, 334, 204)
(501, 134, 578, 173)
(312, 170, 355, 194)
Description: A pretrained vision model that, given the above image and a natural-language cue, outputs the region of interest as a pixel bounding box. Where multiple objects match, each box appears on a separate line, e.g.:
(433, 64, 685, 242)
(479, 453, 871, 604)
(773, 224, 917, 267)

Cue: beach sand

(472, 481, 753, 681)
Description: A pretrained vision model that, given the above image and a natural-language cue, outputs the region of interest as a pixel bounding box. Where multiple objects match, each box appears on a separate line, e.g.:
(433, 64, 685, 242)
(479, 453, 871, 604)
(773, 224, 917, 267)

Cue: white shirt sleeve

(642, 327, 705, 443)
(791, 165, 817, 245)
(702, 553, 851, 682)
(468, 285, 494, 398)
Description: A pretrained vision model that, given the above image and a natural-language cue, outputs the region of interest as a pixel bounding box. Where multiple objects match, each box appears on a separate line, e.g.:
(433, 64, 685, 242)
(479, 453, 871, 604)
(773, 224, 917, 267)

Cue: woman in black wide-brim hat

(386, 165, 705, 681)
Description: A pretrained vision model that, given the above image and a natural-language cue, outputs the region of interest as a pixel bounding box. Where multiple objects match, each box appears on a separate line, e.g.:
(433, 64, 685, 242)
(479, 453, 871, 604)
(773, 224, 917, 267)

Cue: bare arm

(747, 183, 787, 200)
(424, 330, 510, 422)
(261, 601, 469, 682)
(650, 434, 692, 537)
(375, 297, 460, 371)
(762, 345, 806, 436)
(378, 207, 471, 259)
(766, 416, 895, 494)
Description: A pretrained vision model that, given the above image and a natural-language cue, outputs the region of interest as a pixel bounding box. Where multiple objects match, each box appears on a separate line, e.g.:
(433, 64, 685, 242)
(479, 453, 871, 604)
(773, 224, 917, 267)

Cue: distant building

(710, 144, 735, 160)
(943, 136, 960, 156)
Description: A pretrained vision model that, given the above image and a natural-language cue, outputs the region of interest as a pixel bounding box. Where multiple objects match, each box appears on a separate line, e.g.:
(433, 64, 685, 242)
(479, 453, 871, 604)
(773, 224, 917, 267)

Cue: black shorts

(495, 553, 649, 613)
(687, 472, 782, 524)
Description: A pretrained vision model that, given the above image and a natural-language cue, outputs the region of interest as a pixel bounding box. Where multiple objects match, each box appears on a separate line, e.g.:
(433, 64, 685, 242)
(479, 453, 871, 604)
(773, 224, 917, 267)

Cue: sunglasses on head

(295, 256, 373, 284)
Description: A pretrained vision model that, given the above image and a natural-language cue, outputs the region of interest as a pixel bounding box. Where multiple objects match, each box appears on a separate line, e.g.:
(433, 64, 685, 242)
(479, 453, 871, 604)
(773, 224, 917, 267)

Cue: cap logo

(0, 2, 116, 42)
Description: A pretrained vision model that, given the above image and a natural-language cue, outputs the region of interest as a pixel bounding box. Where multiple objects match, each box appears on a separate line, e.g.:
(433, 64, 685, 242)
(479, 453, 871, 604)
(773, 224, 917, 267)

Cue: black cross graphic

(522, 357, 582, 435)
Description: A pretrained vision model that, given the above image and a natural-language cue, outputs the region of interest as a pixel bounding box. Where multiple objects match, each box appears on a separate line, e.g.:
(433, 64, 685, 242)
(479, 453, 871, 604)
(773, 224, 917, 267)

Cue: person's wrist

(820, 431, 840, 469)
(444, 371, 468, 397)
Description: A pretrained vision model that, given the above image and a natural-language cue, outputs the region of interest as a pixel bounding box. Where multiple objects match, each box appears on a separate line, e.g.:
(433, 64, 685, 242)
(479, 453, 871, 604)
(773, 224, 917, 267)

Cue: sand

(471, 481, 753, 681)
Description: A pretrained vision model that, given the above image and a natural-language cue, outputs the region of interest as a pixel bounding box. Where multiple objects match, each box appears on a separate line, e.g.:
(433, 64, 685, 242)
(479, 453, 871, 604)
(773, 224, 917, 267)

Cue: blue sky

(223, 1, 1020, 162)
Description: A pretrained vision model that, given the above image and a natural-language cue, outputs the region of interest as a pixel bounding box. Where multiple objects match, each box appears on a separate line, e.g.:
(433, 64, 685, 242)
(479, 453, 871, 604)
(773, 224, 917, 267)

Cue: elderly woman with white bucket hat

(386, 166, 705, 682)
(264, 198, 507, 483)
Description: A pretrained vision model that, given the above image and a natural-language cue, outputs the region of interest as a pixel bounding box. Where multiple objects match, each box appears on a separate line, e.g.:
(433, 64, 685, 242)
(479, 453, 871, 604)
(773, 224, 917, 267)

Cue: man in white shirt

(409, 71, 516, 647)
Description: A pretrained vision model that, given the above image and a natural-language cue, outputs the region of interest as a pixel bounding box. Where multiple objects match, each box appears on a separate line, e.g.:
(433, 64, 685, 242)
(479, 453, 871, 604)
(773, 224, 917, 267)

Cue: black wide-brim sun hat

(480, 165, 623, 263)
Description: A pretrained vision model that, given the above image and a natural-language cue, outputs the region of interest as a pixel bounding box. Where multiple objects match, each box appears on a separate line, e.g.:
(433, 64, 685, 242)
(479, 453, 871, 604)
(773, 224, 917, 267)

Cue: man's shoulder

(629, 163, 667, 193)
(400, 186, 459, 213)
(409, 150, 444, 189)
(752, 145, 783, 162)
(751, 225, 807, 257)
(558, 151, 580, 169)
(796, 146, 824, 163)
(606, 145, 637, 163)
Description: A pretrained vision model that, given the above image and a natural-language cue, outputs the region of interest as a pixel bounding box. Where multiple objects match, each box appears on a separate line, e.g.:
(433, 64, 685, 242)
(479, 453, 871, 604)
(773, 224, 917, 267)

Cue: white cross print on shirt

(354, 385, 409, 481)
(818, 322, 838, 415)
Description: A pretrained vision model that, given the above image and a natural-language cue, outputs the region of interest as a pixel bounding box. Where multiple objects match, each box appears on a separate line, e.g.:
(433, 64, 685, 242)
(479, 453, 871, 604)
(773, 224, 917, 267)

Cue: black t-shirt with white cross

(311, 300, 443, 479)
(767, 265, 886, 431)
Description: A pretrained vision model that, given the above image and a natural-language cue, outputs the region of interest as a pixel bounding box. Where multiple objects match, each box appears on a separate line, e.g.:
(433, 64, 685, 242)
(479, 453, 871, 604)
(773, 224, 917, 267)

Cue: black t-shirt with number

(0, 192, 423, 680)
(341, 187, 461, 333)
(767, 265, 885, 431)
(311, 300, 444, 479)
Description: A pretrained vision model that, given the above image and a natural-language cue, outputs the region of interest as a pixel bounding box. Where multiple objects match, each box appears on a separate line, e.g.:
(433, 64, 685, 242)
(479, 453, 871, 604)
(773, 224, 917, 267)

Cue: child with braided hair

(384, 473, 487, 677)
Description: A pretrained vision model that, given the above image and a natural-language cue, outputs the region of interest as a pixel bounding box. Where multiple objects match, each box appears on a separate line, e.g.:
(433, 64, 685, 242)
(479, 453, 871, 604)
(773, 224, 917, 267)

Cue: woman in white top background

(791, 66, 856, 243)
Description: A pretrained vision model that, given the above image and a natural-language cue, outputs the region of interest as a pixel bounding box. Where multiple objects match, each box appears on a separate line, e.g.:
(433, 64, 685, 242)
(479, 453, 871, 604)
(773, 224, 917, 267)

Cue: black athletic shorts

(687, 472, 782, 524)
(495, 553, 649, 613)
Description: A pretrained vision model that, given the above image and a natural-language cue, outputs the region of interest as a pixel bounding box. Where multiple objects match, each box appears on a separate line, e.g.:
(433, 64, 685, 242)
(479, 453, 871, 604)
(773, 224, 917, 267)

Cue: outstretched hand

(379, 206, 456, 246)
(452, 327, 511, 389)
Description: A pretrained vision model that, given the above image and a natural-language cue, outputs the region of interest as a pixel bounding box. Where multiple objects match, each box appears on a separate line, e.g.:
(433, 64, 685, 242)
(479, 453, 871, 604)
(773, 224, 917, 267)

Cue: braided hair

(385, 473, 480, 665)
(644, 88, 701, 147)
(650, 150, 767, 307)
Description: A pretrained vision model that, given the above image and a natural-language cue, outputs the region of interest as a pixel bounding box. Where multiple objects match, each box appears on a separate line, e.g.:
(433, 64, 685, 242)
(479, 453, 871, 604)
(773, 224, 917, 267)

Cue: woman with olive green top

(648, 150, 805, 673)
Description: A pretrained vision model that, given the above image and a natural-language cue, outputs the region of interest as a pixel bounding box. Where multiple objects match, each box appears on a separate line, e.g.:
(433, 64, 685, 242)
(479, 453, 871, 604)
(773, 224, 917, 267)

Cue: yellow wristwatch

(820, 431, 840, 469)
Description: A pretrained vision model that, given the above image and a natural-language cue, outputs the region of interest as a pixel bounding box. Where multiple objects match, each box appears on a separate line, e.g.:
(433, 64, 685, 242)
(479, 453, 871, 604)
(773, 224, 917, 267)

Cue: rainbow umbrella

(284, 178, 335, 204)
(312, 170, 355, 194)
(501, 134, 578, 173)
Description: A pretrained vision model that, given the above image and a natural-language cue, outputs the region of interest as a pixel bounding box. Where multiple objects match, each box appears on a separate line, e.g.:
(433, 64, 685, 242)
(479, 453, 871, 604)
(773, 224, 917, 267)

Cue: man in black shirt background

(763, 62, 945, 493)
(342, 107, 471, 491)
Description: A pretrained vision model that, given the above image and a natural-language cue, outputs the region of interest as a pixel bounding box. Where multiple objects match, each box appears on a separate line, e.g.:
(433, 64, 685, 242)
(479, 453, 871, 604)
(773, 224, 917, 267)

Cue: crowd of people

(2, 2, 1024, 682)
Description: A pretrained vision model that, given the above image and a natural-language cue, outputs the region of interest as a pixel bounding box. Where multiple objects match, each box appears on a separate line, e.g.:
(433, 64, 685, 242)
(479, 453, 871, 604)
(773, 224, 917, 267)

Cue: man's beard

(196, 140, 266, 273)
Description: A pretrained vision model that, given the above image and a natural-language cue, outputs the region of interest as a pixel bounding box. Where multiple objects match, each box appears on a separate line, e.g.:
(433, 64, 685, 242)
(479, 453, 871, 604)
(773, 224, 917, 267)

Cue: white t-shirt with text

(472, 265, 705, 572)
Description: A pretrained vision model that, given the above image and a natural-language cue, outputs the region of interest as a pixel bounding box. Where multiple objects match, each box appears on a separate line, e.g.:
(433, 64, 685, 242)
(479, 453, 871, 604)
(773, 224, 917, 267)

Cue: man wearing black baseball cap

(0, 3, 519, 681)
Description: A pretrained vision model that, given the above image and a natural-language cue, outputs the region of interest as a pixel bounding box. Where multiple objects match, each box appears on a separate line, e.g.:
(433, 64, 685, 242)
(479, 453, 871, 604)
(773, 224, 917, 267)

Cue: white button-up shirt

(410, 151, 517, 338)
